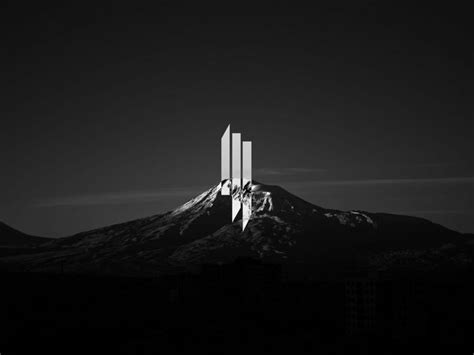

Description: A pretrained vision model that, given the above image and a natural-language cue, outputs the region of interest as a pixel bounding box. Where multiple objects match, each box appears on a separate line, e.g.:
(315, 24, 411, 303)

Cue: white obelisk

(221, 125, 230, 195)
(242, 141, 252, 230)
(231, 133, 241, 221)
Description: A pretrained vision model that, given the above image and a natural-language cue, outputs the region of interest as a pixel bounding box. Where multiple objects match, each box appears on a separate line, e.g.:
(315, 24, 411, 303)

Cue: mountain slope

(0, 181, 470, 274)
(0, 221, 49, 247)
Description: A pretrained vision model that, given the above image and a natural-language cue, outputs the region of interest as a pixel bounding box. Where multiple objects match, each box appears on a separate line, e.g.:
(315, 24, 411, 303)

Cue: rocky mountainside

(0, 181, 472, 275)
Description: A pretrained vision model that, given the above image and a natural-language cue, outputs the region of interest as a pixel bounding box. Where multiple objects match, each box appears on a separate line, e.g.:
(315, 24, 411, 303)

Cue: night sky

(1, 2, 472, 237)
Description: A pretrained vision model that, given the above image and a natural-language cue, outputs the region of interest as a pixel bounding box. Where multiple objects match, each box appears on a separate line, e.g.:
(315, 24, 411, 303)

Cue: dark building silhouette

(345, 273, 377, 335)
(166, 257, 282, 305)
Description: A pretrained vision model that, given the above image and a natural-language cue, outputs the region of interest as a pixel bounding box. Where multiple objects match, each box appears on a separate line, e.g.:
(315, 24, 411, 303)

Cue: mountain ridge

(0, 181, 471, 275)
(0, 221, 50, 248)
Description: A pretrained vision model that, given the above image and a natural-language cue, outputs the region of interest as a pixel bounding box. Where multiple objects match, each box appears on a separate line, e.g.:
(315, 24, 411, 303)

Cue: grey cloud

(255, 167, 328, 176)
(285, 176, 474, 187)
(33, 186, 206, 208)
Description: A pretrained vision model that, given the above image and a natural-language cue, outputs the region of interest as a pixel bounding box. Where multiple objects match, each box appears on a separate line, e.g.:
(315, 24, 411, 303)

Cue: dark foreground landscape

(2, 259, 474, 355)
(1, 182, 474, 354)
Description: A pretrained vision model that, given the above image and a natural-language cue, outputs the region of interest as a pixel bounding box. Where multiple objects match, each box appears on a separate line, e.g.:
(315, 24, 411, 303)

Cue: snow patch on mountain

(323, 210, 377, 229)
(350, 211, 376, 227)
(256, 192, 274, 212)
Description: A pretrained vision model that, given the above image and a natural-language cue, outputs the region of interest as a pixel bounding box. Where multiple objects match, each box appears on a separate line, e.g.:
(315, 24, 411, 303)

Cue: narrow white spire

(221, 124, 230, 195)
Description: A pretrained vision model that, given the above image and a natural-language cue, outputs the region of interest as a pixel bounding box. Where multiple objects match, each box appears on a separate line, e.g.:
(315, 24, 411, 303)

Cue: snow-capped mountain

(0, 181, 471, 274)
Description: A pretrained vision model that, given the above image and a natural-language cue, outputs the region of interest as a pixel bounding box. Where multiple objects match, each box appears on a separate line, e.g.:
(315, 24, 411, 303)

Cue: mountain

(0, 181, 472, 275)
(0, 221, 49, 248)
(0, 222, 49, 247)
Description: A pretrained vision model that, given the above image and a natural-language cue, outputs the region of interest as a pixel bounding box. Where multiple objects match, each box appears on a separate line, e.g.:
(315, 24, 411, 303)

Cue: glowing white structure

(232, 133, 241, 222)
(221, 125, 230, 195)
(242, 141, 252, 230)
(220, 125, 252, 231)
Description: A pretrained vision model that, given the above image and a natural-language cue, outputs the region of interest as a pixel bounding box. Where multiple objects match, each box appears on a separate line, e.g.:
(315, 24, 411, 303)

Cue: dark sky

(1, 2, 472, 237)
